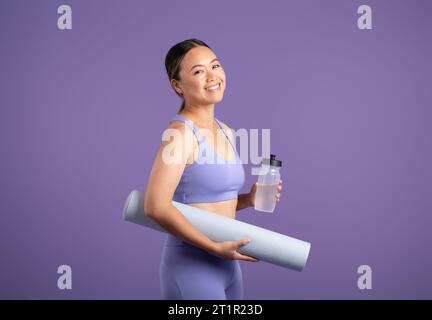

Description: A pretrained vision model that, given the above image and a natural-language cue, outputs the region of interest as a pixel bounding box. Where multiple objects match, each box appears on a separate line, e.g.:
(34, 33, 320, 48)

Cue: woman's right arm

(144, 122, 258, 262)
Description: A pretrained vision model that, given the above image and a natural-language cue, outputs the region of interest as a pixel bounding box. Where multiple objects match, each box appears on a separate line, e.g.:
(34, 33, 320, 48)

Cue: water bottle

(254, 154, 282, 213)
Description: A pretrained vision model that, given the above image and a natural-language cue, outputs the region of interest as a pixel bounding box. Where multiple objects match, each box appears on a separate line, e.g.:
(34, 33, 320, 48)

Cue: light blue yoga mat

(123, 190, 311, 271)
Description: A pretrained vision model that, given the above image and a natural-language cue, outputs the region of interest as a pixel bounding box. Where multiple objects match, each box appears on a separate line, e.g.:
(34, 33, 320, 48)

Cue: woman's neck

(180, 103, 216, 130)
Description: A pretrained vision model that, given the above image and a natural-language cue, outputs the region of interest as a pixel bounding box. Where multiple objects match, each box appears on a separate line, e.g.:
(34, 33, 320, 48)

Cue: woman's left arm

(236, 180, 283, 211)
(236, 191, 254, 211)
(219, 121, 283, 211)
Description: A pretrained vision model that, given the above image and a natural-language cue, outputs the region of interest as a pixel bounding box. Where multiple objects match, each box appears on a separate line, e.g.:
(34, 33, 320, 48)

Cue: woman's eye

(194, 64, 220, 75)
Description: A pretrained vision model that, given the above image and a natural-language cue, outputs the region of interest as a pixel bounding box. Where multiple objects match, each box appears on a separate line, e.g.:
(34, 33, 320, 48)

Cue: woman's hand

(248, 179, 283, 207)
(209, 239, 259, 262)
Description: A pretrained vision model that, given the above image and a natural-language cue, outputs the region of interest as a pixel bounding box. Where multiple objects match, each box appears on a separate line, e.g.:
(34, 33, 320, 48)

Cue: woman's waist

(186, 200, 237, 218)
(171, 198, 237, 219)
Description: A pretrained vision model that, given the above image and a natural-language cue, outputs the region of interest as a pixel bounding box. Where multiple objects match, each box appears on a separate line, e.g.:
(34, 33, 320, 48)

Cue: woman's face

(173, 46, 226, 107)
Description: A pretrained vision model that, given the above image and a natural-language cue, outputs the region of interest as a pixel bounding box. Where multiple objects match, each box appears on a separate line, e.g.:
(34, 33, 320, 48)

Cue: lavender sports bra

(170, 114, 245, 204)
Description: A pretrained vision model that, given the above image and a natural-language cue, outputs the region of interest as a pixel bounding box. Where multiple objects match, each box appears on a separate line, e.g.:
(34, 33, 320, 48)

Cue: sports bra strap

(214, 118, 236, 151)
(171, 114, 205, 144)
(171, 114, 236, 152)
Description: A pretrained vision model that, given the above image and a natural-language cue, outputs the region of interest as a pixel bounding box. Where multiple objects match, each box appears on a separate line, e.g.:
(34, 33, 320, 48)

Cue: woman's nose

(206, 68, 217, 80)
(206, 72, 217, 81)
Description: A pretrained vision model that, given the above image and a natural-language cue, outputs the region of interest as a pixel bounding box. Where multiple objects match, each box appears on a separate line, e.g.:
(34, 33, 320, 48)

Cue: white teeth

(206, 84, 220, 90)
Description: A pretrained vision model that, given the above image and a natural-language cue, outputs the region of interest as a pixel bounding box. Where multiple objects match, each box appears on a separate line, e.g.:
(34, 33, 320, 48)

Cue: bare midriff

(187, 199, 238, 220)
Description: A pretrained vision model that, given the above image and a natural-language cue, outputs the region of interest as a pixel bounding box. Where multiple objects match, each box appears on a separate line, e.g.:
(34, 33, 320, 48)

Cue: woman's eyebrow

(190, 58, 220, 71)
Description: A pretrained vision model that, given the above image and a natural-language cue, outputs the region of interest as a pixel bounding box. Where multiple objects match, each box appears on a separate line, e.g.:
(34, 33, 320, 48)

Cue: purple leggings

(160, 234, 243, 300)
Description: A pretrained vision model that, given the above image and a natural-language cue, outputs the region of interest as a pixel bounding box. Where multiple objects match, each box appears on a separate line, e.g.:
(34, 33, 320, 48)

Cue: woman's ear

(171, 79, 183, 96)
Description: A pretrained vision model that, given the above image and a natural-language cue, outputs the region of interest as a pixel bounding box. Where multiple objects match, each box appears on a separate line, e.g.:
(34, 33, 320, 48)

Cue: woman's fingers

(275, 179, 283, 202)
(233, 239, 259, 262)
(235, 251, 259, 262)
(236, 238, 251, 248)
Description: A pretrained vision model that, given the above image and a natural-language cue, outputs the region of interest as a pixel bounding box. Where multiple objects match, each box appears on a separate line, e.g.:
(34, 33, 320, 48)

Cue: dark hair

(165, 39, 211, 112)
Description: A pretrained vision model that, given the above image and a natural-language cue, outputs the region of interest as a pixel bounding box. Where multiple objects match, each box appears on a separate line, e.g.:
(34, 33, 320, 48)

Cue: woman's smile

(205, 82, 221, 92)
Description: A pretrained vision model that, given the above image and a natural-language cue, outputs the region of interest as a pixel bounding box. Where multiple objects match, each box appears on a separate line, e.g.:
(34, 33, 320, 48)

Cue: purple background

(0, 0, 431, 299)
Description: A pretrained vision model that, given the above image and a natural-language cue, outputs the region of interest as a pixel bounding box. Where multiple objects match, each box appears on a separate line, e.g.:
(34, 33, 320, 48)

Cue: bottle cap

(262, 154, 282, 167)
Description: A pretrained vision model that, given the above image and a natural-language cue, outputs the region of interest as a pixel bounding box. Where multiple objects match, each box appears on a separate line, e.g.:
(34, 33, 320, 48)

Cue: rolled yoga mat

(122, 189, 311, 271)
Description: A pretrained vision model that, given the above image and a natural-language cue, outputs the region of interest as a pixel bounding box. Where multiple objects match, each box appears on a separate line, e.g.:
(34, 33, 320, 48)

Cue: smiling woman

(165, 39, 226, 113)
(142, 39, 283, 300)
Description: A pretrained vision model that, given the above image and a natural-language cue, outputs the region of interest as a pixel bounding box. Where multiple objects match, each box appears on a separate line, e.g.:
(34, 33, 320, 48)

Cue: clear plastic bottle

(254, 154, 282, 213)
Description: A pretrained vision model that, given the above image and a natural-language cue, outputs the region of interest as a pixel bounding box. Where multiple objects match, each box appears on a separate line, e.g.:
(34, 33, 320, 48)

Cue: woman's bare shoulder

(163, 119, 194, 137)
(161, 119, 197, 158)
